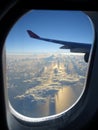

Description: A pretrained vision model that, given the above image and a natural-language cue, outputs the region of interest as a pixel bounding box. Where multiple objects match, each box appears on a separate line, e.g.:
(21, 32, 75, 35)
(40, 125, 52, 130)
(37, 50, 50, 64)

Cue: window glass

(5, 10, 94, 118)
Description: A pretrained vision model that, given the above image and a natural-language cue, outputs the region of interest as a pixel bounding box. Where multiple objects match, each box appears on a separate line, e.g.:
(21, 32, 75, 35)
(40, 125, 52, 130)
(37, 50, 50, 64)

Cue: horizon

(6, 52, 85, 56)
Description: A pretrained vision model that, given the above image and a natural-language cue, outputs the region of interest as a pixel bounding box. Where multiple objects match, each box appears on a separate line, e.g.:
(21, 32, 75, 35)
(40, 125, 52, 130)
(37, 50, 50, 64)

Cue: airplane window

(5, 10, 94, 121)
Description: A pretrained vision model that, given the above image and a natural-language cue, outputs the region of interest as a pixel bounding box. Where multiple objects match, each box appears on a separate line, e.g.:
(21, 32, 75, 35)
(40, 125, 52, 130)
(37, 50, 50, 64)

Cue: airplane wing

(27, 30, 91, 62)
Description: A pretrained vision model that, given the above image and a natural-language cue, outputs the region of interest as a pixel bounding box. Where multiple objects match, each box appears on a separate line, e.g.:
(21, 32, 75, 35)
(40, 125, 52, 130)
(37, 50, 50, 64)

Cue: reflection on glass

(5, 10, 94, 118)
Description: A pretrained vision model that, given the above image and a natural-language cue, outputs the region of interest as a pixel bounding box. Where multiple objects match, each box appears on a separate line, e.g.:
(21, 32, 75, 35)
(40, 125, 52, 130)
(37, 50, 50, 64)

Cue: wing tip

(27, 30, 40, 39)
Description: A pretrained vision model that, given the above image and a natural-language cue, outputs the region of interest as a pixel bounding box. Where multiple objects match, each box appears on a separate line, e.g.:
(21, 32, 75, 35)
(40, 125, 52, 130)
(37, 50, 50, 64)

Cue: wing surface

(27, 30, 91, 62)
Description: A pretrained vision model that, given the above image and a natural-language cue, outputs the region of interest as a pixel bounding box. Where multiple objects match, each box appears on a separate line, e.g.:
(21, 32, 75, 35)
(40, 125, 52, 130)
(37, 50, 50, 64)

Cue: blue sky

(5, 10, 94, 54)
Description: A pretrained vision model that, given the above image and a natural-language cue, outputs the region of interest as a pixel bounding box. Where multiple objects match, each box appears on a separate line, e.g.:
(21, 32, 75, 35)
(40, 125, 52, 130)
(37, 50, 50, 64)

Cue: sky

(5, 10, 94, 54)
